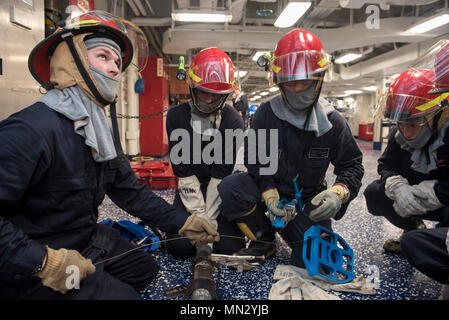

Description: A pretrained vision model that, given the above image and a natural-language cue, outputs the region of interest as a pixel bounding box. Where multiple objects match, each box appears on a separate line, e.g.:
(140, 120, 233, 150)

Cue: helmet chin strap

(61, 32, 123, 161)
(61, 32, 115, 107)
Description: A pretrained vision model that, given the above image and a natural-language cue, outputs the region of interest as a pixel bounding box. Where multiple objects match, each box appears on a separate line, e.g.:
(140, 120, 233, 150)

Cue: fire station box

(139, 57, 169, 156)
(358, 123, 374, 140)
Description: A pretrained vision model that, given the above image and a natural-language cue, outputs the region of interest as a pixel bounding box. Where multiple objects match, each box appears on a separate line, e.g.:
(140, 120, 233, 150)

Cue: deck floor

(98, 139, 442, 300)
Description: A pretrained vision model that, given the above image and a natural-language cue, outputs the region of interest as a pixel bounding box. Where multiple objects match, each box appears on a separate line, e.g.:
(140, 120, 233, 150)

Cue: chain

(115, 108, 169, 120)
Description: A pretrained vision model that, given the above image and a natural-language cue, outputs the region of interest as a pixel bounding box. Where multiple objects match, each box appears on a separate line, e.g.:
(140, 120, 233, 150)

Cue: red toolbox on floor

(130, 157, 178, 189)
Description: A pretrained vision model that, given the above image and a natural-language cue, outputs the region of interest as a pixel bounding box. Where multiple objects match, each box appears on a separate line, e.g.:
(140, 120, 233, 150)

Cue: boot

(234, 204, 276, 269)
(383, 219, 427, 254)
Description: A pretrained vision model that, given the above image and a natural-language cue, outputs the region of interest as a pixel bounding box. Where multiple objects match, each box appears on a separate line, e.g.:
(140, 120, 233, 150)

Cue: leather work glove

(35, 246, 96, 294)
(309, 184, 350, 222)
(179, 214, 220, 247)
(411, 180, 444, 212)
(385, 175, 427, 218)
(262, 188, 292, 222)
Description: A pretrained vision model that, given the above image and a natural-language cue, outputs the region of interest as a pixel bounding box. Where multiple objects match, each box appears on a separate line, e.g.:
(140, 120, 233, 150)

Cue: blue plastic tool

(272, 177, 303, 229)
(302, 225, 354, 284)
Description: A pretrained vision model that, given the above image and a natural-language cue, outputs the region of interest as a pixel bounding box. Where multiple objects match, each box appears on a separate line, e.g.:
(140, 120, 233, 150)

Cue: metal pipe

(126, 55, 140, 156)
(133, 0, 148, 16)
(125, 0, 140, 16)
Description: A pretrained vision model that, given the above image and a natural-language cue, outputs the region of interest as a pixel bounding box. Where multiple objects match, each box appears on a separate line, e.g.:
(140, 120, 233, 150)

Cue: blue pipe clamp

(272, 177, 303, 229)
(302, 225, 354, 284)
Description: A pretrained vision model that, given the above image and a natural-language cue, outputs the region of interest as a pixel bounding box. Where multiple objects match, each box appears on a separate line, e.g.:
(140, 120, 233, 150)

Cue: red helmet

(270, 29, 330, 86)
(187, 47, 235, 94)
(382, 69, 445, 122)
(28, 10, 148, 90)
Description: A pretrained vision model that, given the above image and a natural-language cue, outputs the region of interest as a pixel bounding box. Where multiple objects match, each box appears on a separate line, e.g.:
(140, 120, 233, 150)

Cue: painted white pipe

(125, 0, 140, 16)
(131, 17, 172, 26)
(126, 58, 141, 156)
(117, 78, 128, 155)
(133, 0, 148, 16)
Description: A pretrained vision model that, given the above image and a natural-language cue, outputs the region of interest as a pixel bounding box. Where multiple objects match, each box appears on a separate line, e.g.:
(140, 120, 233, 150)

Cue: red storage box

(130, 158, 178, 189)
(358, 123, 374, 141)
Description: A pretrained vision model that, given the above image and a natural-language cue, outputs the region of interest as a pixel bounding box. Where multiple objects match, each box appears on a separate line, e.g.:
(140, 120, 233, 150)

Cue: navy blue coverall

(0, 102, 190, 299)
(218, 101, 364, 267)
(364, 125, 449, 283)
(164, 102, 246, 258)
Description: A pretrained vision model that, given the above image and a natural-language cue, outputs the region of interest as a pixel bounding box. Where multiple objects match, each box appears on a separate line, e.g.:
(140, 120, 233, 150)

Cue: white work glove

(203, 177, 222, 230)
(385, 175, 427, 218)
(178, 175, 206, 216)
(309, 184, 349, 222)
(411, 180, 444, 212)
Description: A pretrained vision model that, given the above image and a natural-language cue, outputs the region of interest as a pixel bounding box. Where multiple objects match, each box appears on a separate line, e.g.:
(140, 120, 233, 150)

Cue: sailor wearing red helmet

(217, 29, 364, 268)
(165, 47, 246, 258)
(364, 66, 449, 259)
(387, 40, 449, 299)
(0, 11, 218, 299)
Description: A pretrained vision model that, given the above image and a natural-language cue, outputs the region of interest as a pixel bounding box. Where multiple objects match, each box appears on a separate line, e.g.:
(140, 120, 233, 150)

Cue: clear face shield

(269, 50, 330, 87)
(187, 55, 235, 114)
(269, 50, 330, 110)
(65, 11, 149, 74)
(377, 93, 434, 146)
(409, 40, 449, 95)
(187, 61, 235, 94)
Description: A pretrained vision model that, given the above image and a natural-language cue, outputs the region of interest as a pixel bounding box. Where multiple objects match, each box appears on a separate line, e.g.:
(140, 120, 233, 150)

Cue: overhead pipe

(133, 0, 148, 16)
(125, 0, 141, 16)
(337, 34, 449, 81)
(230, 0, 247, 24)
(125, 55, 141, 156)
(131, 17, 173, 26)
(144, 0, 155, 14)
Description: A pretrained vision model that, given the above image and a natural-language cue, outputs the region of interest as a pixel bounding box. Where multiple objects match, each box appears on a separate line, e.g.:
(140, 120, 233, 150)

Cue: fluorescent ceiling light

(406, 13, 449, 34)
(269, 87, 279, 92)
(344, 90, 363, 95)
(363, 86, 377, 92)
(274, 1, 312, 28)
(171, 12, 232, 23)
(335, 53, 363, 64)
(260, 91, 269, 96)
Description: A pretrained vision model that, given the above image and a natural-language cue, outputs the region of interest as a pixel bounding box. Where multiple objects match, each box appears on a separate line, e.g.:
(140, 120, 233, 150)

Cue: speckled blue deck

(98, 139, 442, 300)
